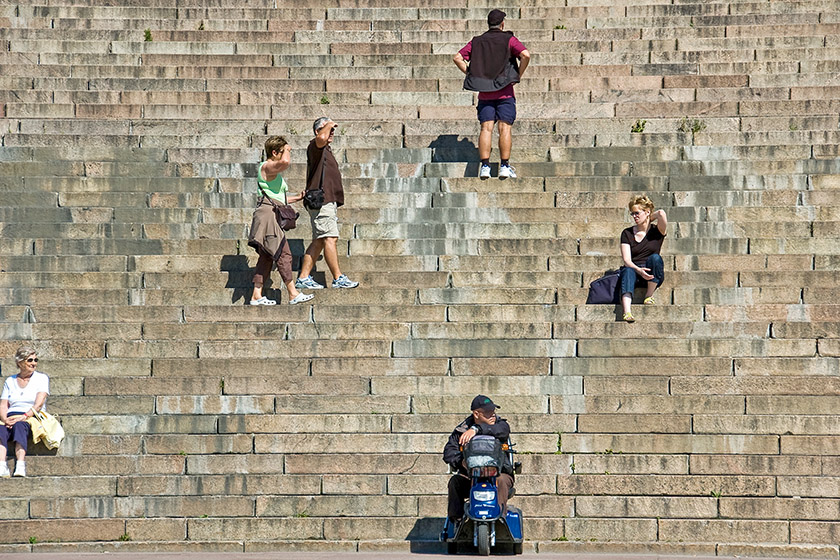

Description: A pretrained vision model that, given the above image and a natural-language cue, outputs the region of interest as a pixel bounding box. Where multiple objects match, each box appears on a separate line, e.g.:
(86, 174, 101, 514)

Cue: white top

(1, 371, 50, 415)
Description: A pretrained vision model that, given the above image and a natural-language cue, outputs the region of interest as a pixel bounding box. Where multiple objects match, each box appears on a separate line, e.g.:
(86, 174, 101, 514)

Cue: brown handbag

(258, 186, 298, 231)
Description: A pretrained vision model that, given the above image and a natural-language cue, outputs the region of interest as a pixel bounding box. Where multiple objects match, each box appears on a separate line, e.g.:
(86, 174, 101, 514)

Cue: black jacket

(463, 29, 521, 93)
(443, 415, 514, 477)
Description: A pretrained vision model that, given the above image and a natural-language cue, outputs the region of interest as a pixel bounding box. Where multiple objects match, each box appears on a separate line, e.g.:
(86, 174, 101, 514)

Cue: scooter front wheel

(477, 523, 490, 556)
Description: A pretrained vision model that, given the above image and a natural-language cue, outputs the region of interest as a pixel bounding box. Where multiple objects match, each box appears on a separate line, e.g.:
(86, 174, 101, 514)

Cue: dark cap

(487, 9, 506, 27)
(471, 395, 500, 411)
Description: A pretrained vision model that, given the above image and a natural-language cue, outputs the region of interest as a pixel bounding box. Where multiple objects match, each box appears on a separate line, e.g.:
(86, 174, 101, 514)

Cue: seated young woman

(619, 195, 668, 323)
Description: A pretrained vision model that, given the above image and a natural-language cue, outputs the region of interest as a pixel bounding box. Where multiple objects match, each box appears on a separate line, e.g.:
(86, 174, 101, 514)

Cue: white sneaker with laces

(332, 275, 359, 289)
(498, 164, 516, 179)
(13, 461, 25, 477)
(479, 163, 491, 179)
(0, 463, 10, 478)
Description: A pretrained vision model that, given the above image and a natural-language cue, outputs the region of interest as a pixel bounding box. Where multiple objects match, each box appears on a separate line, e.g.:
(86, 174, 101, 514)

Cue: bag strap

(309, 145, 327, 192)
(318, 150, 326, 190)
(257, 163, 286, 208)
(258, 184, 280, 208)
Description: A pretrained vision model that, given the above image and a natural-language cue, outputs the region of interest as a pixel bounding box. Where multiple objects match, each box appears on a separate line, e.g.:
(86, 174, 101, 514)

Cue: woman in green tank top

(247, 136, 312, 306)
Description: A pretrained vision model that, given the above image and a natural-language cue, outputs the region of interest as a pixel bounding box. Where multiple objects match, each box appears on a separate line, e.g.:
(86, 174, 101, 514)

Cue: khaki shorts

(308, 201, 339, 239)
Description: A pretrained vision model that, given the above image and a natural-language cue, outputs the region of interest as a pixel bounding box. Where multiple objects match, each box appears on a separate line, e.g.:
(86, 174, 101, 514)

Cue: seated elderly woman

(619, 195, 668, 323)
(1, 346, 50, 477)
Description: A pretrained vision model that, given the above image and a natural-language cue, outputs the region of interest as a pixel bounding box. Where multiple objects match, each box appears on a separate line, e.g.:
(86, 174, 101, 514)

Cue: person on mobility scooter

(440, 395, 523, 555)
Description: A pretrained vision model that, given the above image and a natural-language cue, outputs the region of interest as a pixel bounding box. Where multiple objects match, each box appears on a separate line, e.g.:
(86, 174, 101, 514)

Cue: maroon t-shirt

(620, 224, 666, 266)
(306, 139, 344, 207)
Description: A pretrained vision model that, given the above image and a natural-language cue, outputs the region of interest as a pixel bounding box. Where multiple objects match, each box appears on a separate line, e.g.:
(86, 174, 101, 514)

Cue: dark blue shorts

(477, 98, 516, 125)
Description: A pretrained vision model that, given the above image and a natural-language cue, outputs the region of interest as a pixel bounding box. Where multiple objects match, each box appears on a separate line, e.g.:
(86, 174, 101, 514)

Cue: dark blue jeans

(0, 414, 30, 456)
(620, 254, 664, 296)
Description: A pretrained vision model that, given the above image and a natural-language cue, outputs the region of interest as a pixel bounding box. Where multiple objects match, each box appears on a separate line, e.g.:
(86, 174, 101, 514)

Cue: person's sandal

(289, 292, 314, 305)
(643, 296, 656, 305)
(249, 297, 276, 306)
(622, 312, 635, 323)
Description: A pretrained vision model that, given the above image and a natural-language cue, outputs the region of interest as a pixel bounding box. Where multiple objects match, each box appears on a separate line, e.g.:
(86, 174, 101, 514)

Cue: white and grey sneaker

(332, 275, 359, 289)
(0, 462, 10, 478)
(479, 163, 491, 179)
(295, 276, 325, 290)
(13, 461, 25, 477)
(498, 164, 516, 179)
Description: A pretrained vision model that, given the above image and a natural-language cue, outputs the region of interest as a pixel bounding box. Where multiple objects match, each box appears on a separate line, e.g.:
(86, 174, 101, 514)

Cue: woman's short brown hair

(628, 195, 655, 213)
(264, 136, 288, 159)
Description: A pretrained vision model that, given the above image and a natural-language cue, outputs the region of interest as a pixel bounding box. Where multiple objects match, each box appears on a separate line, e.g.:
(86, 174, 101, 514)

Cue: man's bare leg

(322, 236, 342, 280)
(299, 237, 326, 279)
(498, 121, 512, 161)
(479, 120, 495, 160)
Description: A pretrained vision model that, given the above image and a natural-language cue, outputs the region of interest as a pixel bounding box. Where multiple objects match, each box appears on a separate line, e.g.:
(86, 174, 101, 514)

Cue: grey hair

(14, 345, 37, 364)
(312, 117, 331, 135)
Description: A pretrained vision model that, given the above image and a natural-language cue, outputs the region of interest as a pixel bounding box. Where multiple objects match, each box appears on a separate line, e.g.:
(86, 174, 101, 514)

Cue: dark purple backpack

(586, 270, 620, 304)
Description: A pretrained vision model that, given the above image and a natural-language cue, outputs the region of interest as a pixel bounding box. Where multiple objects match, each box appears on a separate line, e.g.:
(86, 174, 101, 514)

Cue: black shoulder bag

(303, 149, 326, 211)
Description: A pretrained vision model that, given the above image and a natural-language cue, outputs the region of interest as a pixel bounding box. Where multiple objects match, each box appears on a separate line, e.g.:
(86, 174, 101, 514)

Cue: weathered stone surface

(117, 474, 320, 497)
(690, 455, 821, 476)
(694, 414, 840, 435)
(124, 518, 186, 542)
(558, 395, 745, 415)
(285, 453, 438, 475)
(658, 519, 789, 544)
(564, 518, 658, 541)
(143, 434, 253, 455)
(0, 500, 28, 520)
(275, 395, 410, 414)
(577, 414, 691, 433)
(257, 495, 418, 517)
(557, 474, 775, 497)
(562, 434, 778, 455)
(220, 414, 390, 434)
(781, 436, 840, 456)
(188, 518, 321, 541)
(572, 454, 687, 475)
(27, 455, 184, 477)
(0, 519, 125, 544)
(720, 497, 840, 521)
(719, 543, 840, 559)
(577, 496, 716, 518)
(372, 376, 581, 397)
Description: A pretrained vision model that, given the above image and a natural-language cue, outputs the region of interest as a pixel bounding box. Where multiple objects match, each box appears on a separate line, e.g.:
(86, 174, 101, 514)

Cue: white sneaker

(499, 164, 516, 179)
(0, 463, 9, 478)
(479, 163, 491, 179)
(13, 461, 25, 477)
(289, 292, 314, 305)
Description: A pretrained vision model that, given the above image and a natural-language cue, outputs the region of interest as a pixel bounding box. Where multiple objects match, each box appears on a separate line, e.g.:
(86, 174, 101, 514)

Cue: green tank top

(257, 162, 288, 204)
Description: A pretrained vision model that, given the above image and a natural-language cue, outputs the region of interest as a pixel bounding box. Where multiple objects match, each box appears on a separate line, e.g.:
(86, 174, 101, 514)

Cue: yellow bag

(27, 410, 65, 450)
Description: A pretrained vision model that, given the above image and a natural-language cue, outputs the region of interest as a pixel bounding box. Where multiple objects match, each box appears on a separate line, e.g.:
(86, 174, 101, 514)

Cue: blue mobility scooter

(440, 435, 524, 555)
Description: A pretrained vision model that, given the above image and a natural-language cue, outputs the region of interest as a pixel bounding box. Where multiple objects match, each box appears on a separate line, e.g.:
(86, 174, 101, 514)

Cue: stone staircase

(1, 0, 840, 555)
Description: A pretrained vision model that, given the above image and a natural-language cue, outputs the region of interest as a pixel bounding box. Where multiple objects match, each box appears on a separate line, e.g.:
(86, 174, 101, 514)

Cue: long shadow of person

(221, 240, 310, 305)
(220, 254, 252, 305)
(428, 134, 480, 177)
